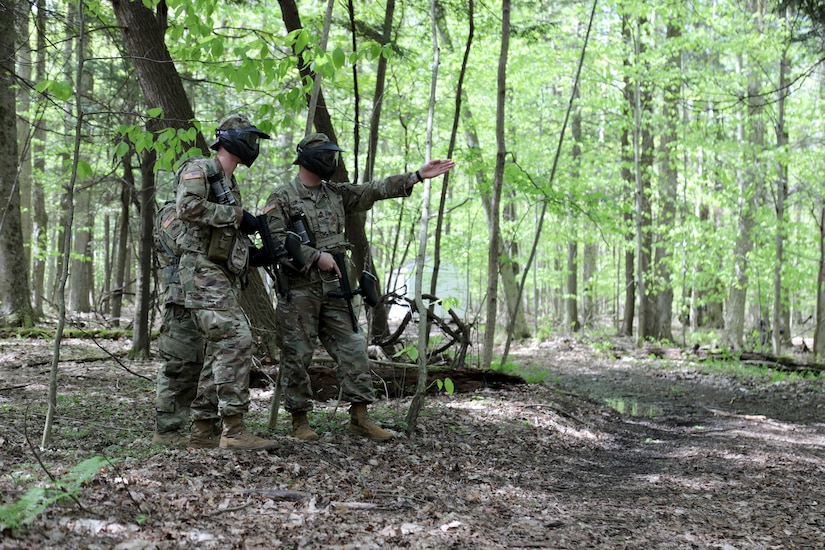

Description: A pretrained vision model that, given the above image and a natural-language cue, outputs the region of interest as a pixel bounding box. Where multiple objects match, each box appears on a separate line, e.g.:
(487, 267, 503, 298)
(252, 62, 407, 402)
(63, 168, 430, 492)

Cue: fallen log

(251, 358, 526, 400)
(645, 346, 825, 375)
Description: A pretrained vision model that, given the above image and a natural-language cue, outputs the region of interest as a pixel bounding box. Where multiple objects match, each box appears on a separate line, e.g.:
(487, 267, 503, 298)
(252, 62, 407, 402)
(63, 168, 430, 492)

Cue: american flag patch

(162, 211, 177, 229)
(182, 171, 202, 180)
(263, 199, 277, 214)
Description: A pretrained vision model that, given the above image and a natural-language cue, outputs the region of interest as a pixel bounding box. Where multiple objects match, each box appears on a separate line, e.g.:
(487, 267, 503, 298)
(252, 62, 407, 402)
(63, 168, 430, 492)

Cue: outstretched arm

(417, 159, 456, 180)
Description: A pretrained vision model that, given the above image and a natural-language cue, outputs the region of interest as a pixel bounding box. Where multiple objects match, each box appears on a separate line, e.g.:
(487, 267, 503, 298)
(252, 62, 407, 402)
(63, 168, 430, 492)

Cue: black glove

(239, 210, 260, 235)
(248, 246, 272, 267)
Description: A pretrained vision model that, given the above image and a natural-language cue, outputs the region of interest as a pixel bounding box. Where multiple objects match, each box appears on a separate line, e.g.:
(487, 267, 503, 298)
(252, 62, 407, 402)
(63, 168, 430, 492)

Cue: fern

(0, 456, 109, 532)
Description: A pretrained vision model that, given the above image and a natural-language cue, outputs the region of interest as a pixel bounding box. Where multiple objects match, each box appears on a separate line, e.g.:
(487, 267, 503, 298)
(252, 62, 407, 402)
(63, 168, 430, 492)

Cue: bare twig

(73, 322, 152, 381)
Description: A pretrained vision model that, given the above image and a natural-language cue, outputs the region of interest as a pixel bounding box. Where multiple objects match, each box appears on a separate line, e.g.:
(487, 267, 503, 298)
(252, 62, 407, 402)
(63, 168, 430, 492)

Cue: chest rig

(282, 179, 349, 253)
(175, 157, 241, 256)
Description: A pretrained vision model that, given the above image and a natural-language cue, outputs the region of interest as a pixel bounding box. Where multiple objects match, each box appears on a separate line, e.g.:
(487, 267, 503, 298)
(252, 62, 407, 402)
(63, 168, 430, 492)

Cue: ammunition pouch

(207, 226, 235, 262)
(226, 234, 251, 275)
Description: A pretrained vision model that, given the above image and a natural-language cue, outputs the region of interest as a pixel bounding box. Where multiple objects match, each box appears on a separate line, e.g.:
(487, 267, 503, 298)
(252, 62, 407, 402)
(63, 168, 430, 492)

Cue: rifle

(256, 214, 304, 299)
(327, 251, 379, 332)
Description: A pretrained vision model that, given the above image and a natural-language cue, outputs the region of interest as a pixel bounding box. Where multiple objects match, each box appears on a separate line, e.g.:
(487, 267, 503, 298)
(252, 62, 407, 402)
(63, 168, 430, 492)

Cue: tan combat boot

(220, 415, 278, 451)
(291, 412, 319, 441)
(188, 419, 221, 449)
(152, 430, 188, 447)
(348, 403, 394, 441)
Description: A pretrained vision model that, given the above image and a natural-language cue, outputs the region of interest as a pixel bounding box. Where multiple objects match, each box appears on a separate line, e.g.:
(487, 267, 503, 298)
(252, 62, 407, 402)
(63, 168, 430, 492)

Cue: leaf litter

(0, 335, 823, 548)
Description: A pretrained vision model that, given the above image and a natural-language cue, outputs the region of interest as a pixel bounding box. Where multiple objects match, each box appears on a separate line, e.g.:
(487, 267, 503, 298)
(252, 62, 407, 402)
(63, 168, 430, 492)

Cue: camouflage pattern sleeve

(175, 160, 239, 228)
(337, 172, 419, 212)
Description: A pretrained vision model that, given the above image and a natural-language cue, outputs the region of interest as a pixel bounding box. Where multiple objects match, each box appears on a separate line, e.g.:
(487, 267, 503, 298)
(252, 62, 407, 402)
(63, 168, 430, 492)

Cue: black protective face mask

(217, 128, 263, 167)
(296, 144, 341, 180)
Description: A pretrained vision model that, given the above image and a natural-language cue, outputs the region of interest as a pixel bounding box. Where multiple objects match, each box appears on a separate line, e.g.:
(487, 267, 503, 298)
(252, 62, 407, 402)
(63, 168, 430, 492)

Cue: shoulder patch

(263, 199, 278, 214)
(183, 171, 203, 180)
(161, 211, 177, 229)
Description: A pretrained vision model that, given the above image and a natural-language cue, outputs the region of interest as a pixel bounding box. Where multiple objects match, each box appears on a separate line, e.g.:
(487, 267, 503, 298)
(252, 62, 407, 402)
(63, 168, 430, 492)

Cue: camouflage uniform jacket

(175, 156, 250, 309)
(263, 173, 419, 286)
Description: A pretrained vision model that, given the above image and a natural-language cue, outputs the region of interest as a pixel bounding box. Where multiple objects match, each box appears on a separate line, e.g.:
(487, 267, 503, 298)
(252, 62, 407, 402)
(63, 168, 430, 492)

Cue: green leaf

(369, 42, 382, 59)
(294, 30, 309, 54)
(211, 38, 224, 58)
(147, 107, 164, 118)
(113, 141, 130, 160)
(332, 47, 346, 69)
(33, 80, 51, 94)
(48, 81, 73, 102)
(76, 160, 93, 179)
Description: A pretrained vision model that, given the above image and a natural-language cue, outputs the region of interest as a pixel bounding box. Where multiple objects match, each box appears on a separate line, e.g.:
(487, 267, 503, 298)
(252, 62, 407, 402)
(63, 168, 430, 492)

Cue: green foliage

(15, 0, 825, 349)
(694, 358, 825, 384)
(435, 377, 455, 395)
(0, 456, 110, 532)
(395, 344, 419, 362)
(590, 340, 617, 359)
(491, 360, 550, 384)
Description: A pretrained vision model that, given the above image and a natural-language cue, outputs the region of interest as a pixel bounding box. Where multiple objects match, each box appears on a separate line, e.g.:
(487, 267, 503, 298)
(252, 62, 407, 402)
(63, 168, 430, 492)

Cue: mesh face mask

(296, 142, 342, 180)
(217, 128, 267, 167)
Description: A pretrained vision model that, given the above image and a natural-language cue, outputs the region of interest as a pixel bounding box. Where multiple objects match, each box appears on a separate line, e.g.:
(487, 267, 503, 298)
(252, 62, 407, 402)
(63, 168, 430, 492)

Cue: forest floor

(1, 333, 824, 549)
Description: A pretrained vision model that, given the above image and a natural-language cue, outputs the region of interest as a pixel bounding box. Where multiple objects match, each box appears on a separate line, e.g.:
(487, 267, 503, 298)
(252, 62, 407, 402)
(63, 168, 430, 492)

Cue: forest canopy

(2, 0, 825, 363)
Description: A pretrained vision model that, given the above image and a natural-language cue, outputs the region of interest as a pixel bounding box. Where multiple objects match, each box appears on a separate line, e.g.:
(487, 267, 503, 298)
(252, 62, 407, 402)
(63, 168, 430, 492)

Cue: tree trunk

(434, 0, 527, 341)
(565, 240, 579, 332)
(30, 0, 48, 316)
(362, 0, 396, 346)
(619, 15, 635, 338)
(69, 28, 95, 315)
(653, 21, 681, 343)
(101, 213, 112, 314)
(110, 0, 209, 156)
(15, 3, 32, 271)
(582, 239, 597, 327)
(69, 191, 93, 312)
(0, 0, 34, 328)
(773, 23, 792, 353)
(814, 201, 825, 357)
(631, 16, 655, 343)
(725, 11, 765, 349)
(130, 151, 155, 358)
(565, 81, 582, 333)
(111, 161, 132, 326)
(481, 0, 509, 369)
(42, 0, 84, 448)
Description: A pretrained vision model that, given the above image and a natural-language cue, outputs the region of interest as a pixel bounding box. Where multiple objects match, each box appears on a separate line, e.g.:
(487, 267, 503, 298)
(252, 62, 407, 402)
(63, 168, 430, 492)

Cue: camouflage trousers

(155, 303, 203, 433)
(276, 277, 375, 412)
(179, 252, 254, 420)
(188, 301, 254, 420)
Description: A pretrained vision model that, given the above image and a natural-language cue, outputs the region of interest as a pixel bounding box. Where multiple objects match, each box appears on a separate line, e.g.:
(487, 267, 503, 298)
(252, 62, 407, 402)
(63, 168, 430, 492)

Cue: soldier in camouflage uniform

(263, 132, 455, 441)
(175, 114, 277, 451)
(151, 200, 211, 447)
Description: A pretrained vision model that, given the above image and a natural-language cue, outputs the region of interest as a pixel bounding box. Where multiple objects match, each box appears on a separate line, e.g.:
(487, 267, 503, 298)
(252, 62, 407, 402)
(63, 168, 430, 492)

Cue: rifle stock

(327, 252, 380, 332)
(330, 252, 359, 332)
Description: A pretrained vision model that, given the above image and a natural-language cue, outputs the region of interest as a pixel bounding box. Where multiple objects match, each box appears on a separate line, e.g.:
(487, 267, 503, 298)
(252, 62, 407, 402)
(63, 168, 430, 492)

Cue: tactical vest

(280, 179, 349, 253)
(175, 157, 239, 255)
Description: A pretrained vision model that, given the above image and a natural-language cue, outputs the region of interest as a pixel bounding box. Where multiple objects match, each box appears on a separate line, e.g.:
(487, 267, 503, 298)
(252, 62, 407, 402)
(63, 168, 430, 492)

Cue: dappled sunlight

(445, 395, 611, 443)
(635, 471, 741, 493)
(708, 426, 825, 450)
